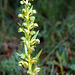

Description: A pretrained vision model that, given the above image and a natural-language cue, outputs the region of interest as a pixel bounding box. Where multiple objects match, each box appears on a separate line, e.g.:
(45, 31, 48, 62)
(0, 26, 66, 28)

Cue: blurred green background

(0, 0, 75, 75)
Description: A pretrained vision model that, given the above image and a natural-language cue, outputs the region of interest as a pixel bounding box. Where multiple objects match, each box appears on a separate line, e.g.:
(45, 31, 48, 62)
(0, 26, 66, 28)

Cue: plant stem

(29, 54, 31, 69)
(27, 5, 32, 74)
(60, 65, 64, 75)
(18, 0, 41, 74)
(26, 0, 28, 4)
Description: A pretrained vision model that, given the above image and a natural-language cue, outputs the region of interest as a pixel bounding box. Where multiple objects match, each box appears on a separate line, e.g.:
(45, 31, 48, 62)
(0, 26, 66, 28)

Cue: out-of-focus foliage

(0, 51, 22, 75)
(0, 0, 75, 75)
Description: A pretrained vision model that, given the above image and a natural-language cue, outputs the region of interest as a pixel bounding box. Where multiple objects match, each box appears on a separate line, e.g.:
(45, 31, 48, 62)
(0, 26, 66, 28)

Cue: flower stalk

(17, 0, 42, 75)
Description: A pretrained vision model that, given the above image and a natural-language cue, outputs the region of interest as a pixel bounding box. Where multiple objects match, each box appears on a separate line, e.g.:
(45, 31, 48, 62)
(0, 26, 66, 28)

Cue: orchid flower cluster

(17, 0, 42, 75)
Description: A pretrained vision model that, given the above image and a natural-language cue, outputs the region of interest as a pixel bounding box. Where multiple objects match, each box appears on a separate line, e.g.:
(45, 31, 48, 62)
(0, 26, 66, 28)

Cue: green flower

(18, 0, 42, 75)
(18, 14, 23, 18)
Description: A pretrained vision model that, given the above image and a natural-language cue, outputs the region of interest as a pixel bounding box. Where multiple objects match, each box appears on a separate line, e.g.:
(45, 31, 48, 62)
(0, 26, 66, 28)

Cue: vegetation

(0, 0, 75, 75)
(18, 0, 42, 75)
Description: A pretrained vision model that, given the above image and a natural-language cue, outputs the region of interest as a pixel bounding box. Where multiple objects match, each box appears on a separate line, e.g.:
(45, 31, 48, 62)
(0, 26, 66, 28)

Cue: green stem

(26, 6, 32, 74)
(26, 0, 28, 4)
(60, 65, 64, 75)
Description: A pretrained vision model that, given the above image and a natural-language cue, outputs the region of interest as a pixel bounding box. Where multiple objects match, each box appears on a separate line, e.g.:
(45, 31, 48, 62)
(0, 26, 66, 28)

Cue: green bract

(17, 0, 42, 75)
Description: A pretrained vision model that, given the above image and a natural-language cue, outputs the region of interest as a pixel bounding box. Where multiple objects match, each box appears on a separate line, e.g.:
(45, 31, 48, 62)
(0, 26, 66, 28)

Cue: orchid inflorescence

(17, 0, 42, 75)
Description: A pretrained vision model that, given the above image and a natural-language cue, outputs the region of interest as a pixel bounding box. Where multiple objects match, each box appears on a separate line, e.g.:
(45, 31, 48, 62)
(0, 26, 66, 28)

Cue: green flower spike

(17, 0, 42, 75)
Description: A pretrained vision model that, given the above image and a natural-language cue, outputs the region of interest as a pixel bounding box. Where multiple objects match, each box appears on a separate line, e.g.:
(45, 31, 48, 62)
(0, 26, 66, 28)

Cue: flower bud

(19, 61, 28, 67)
(22, 22, 27, 27)
(24, 1, 26, 3)
(22, 9, 26, 13)
(34, 23, 38, 27)
(30, 16, 35, 21)
(36, 39, 40, 44)
(29, 50, 33, 54)
(29, 47, 35, 54)
(31, 58, 37, 64)
(27, 3, 31, 7)
(19, 53, 25, 59)
(20, 1, 26, 4)
(30, 31, 36, 35)
(20, 1, 24, 5)
(18, 14, 23, 18)
(18, 28, 23, 32)
(34, 67, 40, 73)
(32, 10, 37, 14)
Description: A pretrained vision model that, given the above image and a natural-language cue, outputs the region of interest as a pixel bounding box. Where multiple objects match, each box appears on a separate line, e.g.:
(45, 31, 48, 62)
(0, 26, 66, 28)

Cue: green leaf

(46, 61, 54, 65)
(31, 30, 39, 40)
(32, 64, 36, 71)
(68, 64, 75, 70)
(16, 52, 20, 56)
(29, 6, 33, 12)
(18, 23, 21, 26)
(35, 49, 42, 59)
(56, 51, 61, 63)
(61, 50, 67, 65)
(56, 21, 61, 26)
(61, 51, 64, 59)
